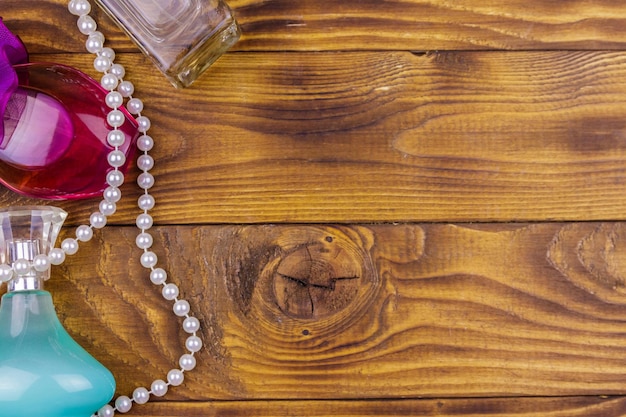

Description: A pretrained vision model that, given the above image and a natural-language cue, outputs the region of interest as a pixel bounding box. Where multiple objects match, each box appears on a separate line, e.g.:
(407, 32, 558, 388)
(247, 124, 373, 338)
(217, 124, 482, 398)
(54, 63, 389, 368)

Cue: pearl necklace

(0, 1, 202, 415)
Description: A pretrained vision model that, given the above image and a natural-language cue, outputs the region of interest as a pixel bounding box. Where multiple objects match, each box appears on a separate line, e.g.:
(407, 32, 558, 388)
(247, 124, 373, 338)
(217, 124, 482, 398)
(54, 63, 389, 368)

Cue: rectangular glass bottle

(95, 0, 241, 88)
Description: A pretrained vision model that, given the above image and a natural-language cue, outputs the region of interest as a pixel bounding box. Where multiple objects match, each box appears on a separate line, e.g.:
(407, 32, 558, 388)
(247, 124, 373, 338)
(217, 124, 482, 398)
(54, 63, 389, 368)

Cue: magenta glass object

(0, 63, 139, 200)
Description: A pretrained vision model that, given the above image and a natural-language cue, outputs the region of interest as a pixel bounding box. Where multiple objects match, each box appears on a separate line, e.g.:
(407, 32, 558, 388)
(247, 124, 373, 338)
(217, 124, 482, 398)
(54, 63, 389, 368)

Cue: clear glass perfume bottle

(95, 0, 241, 88)
(0, 206, 116, 417)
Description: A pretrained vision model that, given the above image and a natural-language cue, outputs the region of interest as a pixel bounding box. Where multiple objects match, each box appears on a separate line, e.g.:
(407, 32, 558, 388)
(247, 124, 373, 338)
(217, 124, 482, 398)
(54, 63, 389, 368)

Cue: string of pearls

(0, 1, 203, 415)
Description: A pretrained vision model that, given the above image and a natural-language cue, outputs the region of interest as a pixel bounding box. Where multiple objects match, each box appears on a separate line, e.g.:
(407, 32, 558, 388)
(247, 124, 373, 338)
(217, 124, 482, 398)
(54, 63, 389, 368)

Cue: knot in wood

(273, 236, 362, 319)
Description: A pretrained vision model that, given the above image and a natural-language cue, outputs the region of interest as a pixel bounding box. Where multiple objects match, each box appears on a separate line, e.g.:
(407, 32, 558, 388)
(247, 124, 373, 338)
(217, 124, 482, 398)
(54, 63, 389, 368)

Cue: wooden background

(4, 0, 626, 415)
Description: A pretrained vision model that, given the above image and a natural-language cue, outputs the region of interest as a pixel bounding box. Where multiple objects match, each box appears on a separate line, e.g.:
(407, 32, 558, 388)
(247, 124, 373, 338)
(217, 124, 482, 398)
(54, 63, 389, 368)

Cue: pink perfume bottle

(94, 0, 241, 88)
(0, 63, 139, 200)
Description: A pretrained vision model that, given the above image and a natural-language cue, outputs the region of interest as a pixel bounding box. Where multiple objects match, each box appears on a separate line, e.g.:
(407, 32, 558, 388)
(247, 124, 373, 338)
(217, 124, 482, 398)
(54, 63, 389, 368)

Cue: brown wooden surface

(44, 223, 626, 401)
(123, 397, 626, 416)
(5, 49, 626, 224)
(4, 0, 626, 416)
(8, 0, 626, 52)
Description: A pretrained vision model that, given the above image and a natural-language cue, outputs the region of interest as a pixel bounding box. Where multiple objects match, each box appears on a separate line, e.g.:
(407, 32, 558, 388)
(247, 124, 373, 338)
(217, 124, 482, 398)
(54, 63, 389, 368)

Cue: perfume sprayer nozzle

(0, 206, 68, 292)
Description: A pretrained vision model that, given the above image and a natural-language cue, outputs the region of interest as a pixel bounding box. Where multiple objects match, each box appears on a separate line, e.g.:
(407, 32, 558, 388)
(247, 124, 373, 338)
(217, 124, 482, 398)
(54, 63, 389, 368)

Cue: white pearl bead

(173, 299, 191, 317)
(61, 238, 79, 255)
(107, 130, 125, 147)
(110, 63, 125, 79)
(150, 268, 167, 285)
(132, 387, 150, 404)
(136, 232, 153, 249)
(106, 170, 125, 187)
(138, 194, 155, 210)
(179, 354, 196, 371)
(115, 395, 132, 413)
(103, 186, 122, 203)
(89, 30, 104, 43)
(127, 98, 143, 115)
(108, 150, 126, 167)
(49, 248, 66, 265)
(183, 316, 200, 333)
(89, 31, 104, 43)
(151, 379, 168, 397)
(13, 259, 31, 276)
(136, 116, 151, 133)
(76, 225, 94, 242)
(137, 173, 155, 190)
(185, 335, 203, 353)
(94, 55, 111, 72)
(100, 47, 115, 61)
(167, 369, 184, 386)
(107, 110, 125, 128)
(118, 80, 134, 97)
(90, 212, 107, 229)
(97, 404, 115, 417)
(99, 200, 117, 216)
(101, 73, 119, 91)
(13, 259, 30, 276)
(33, 254, 51, 273)
(162, 283, 179, 300)
(77, 15, 97, 35)
(137, 135, 154, 151)
(137, 154, 154, 171)
(68, 0, 91, 16)
(86, 32, 105, 54)
(136, 213, 154, 230)
(0, 264, 13, 282)
(105, 91, 123, 109)
(140, 251, 158, 268)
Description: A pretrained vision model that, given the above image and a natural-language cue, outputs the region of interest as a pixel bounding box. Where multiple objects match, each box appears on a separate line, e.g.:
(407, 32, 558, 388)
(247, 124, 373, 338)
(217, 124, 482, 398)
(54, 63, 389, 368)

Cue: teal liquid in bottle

(0, 291, 116, 417)
(0, 206, 115, 417)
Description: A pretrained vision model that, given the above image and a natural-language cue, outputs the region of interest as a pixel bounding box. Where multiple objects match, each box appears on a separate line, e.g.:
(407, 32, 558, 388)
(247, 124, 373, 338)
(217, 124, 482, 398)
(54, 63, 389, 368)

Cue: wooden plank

(234, 0, 626, 51)
(23, 223, 626, 401)
(6, 0, 626, 53)
(123, 397, 626, 417)
(4, 50, 626, 224)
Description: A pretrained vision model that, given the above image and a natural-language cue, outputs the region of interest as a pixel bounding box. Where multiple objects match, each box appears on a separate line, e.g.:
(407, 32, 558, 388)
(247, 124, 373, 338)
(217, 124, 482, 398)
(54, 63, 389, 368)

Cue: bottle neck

(8, 275, 43, 292)
(6, 238, 46, 292)
(0, 289, 54, 340)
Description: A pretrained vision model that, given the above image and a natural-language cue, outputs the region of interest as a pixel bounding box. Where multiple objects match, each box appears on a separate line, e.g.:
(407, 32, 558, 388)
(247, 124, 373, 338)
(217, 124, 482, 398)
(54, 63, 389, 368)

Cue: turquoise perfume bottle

(0, 206, 115, 417)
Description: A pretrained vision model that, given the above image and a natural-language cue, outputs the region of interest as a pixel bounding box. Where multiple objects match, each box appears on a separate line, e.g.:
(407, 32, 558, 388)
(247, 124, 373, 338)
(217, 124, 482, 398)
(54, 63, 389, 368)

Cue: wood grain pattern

(234, 0, 626, 51)
(6, 0, 626, 53)
(19, 223, 626, 402)
(3, 50, 626, 223)
(4, 2, 626, 416)
(126, 397, 626, 417)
